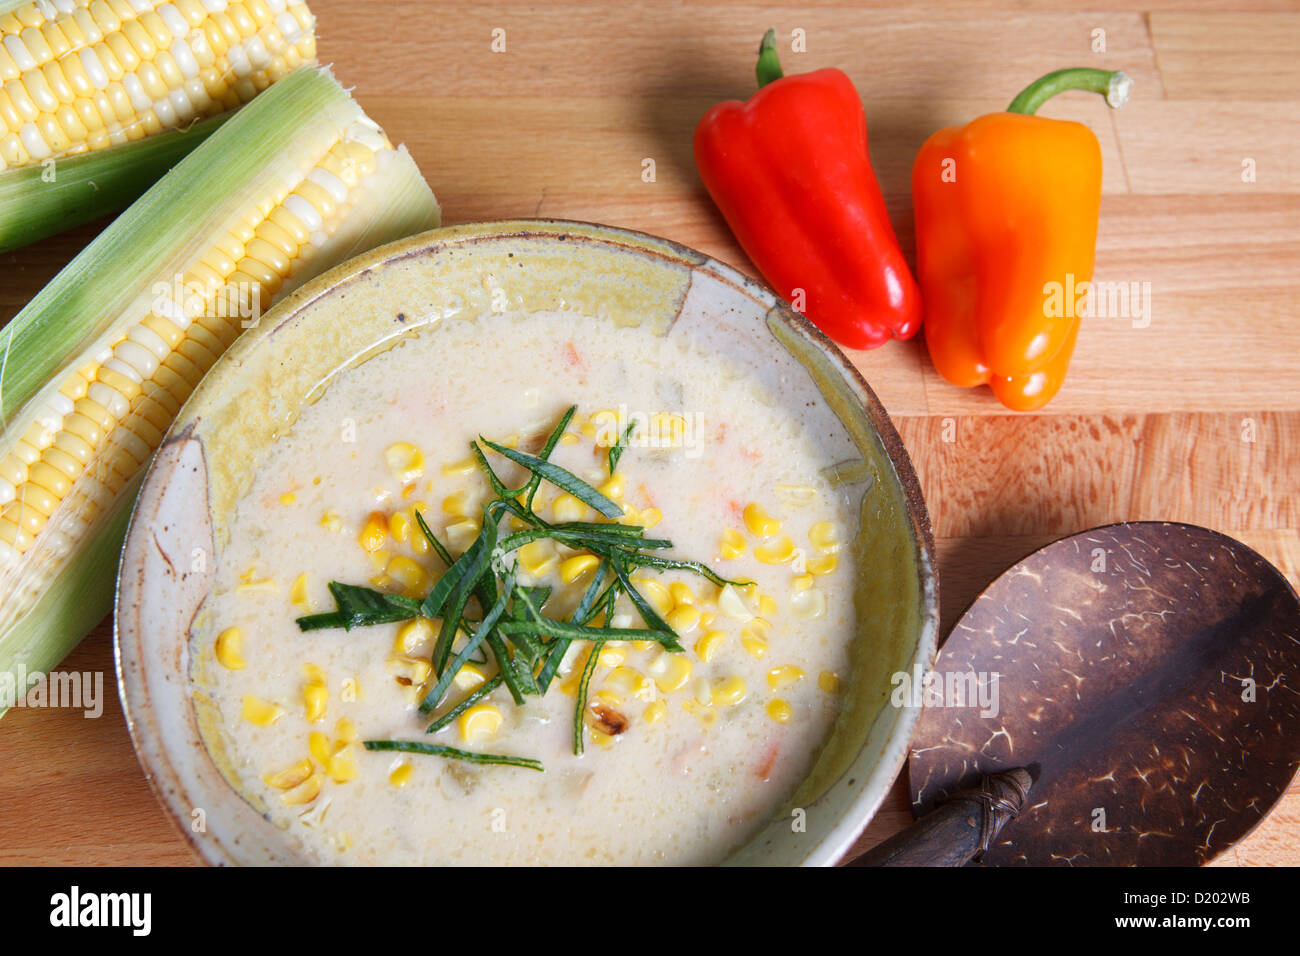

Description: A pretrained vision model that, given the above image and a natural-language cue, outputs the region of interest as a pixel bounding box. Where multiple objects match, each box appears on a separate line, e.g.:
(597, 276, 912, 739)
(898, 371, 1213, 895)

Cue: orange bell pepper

(912, 68, 1130, 410)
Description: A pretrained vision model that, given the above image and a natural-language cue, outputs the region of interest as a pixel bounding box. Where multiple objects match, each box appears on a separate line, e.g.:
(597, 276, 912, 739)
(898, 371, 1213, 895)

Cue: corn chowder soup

(192, 309, 858, 865)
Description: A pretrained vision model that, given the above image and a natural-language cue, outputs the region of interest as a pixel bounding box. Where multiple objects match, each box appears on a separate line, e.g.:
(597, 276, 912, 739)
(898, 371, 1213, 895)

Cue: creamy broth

(192, 309, 859, 865)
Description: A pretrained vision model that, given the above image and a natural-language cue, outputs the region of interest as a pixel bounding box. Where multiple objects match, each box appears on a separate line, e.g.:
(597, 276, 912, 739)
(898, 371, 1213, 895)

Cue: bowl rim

(114, 217, 939, 866)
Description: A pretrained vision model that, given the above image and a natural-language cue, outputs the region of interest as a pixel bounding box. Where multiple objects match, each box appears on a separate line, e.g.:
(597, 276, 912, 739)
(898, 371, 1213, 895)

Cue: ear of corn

(0, 64, 440, 716)
(0, 0, 318, 250)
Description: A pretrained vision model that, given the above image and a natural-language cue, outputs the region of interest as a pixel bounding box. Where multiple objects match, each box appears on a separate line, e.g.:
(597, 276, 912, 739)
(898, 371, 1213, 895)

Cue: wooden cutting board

(1, 0, 1296, 866)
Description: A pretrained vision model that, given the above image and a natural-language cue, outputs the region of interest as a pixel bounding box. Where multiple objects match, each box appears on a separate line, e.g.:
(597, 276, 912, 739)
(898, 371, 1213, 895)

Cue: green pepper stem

(755, 28, 784, 88)
(1006, 68, 1131, 115)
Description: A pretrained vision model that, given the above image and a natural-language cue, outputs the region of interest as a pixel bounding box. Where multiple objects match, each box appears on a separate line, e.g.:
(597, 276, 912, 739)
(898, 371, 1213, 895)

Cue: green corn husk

(0, 65, 440, 716)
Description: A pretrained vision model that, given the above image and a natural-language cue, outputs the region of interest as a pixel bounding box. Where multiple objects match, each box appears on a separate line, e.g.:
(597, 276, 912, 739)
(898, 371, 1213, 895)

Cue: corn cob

(0, 0, 318, 250)
(0, 65, 440, 714)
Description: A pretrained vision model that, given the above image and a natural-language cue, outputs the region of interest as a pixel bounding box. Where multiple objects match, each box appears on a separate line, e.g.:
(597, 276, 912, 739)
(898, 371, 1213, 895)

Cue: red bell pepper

(693, 29, 921, 350)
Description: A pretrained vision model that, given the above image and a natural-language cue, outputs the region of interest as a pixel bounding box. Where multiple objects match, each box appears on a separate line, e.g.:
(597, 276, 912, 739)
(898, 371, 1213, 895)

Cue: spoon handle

(845, 768, 1033, 867)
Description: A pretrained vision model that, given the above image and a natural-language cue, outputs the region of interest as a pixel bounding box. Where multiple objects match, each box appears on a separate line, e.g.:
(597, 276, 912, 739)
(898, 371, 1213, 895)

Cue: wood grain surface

(1, 0, 1297, 867)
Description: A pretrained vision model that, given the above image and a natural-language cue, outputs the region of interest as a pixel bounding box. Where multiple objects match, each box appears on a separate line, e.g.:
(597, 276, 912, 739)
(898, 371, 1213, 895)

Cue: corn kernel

(635, 578, 673, 617)
(768, 665, 805, 690)
(712, 676, 748, 706)
(791, 589, 827, 620)
(648, 652, 692, 693)
(640, 507, 663, 529)
(559, 554, 600, 583)
(615, 502, 640, 525)
(594, 689, 623, 709)
(388, 510, 412, 543)
(387, 656, 432, 687)
(384, 442, 425, 483)
(241, 695, 284, 727)
(791, 574, 814, 592)
(320, 510, 343, 533)
(305, 732, 328, 764)
(359, 511, 387, 552)
(335, 718, 358, 743)
(389, 762, 413, 788)
(445, 519, 480, 550)
(718, 584, 754, 621)
(808, 521, 841, 554)
(667, 604, 701, 635)
(682, 699, 718, 726)
(235, 576, 277, 593)
(775, 484, 817, 507)
(214, 627, 244, 670)
(818, 671, 842, 694)
(606, 666, 654, 701)
(597, 644, 627, 668)
(289, 573, 310, 609)
(589, 729, 616, 748)
(755, 536, 795, 564)
(692, 677, 713, 706)
(518, 539, 558, 576)
(409, 522, 431, 556)
(743, 503, 781, 537)
(644, 699, 667, 724)
(327, 745, 359, 783)
(282, 773, 322, 805)
(459, 704, 503, 744)
(719, 528, 746, 559)
(669, 582, 695, 607)
(599, 473, 625, 500)
(699, 611, 715, 629)
(453, 663, 488, 693)
(651, 413, 686, 447)
(551, 493, 588, 522)
(442, 454, 477, 477)
(303, 664, 326, 684)
(279, 492, 297, 505)
(393, 618, 435, 658)
(695, 630, 726, 663)
(807, 554, 839, 576)
(265, 759, 314, 790)
(442, 490, 472, 516)
(767, 699, 793, 723)
(740, 627, 769, 659)
(387, 555, 431, 595)
(304, 681, 328, 723)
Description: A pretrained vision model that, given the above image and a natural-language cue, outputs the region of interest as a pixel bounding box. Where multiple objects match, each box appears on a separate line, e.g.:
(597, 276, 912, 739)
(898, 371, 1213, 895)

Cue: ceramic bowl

(115, 219, 938, 865)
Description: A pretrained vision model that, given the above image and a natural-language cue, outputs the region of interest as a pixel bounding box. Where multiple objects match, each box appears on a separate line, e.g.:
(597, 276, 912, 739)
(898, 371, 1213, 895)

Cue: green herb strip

(413, 508, 455, 567)
(535, 560, 608, 692)
(419, 569, 516, 715)
(498, 527, 673, 554)
(364, 739, 543, 772)
(608, 422, 636, 475)
(498, 619, 676, 646)
(608, 559, 683, 652)
(295, 583, 420, 631)
(614, 552, 752, 589)
(525, 404, 576, 511)
(470, 440, 529, 499)
(479, 437, 623, 519)
(431, 511, 498, 674)
(573, 637, 607, 756)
